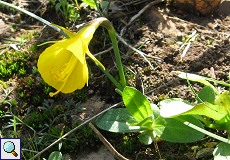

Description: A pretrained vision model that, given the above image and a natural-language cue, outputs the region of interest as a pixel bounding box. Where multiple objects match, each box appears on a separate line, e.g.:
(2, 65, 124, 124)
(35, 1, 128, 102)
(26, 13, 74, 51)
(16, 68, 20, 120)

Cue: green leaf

(94, 108, 142, 133)
(183, 103, 224, 120)
(159, 98, 194, 118)
(213, 142, 230, 160)
(138, 117, 166, 145)
(160, 115, 204, 143)
(159, 98, 225, 120)
(138, 120, 165, 145)
(177, 72, 211, 85)
(138, 130, 156, 145)
(136, 116, 154, 129)
(210, 112, 230, 131)
(122, 86, 153, 122)
(215, 91, 230, 114)
(176, 71, 218, 93)
(151, 103, 160, 118)
(48, 151, 62, 160)
(81, 0, 97, 9)
(0, 80, 8, 89)
(198, 86, 215, 104)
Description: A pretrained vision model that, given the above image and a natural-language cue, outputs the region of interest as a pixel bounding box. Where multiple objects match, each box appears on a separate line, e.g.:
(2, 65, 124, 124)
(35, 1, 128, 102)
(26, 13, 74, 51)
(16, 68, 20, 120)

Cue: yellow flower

(37, 23, 105, 97)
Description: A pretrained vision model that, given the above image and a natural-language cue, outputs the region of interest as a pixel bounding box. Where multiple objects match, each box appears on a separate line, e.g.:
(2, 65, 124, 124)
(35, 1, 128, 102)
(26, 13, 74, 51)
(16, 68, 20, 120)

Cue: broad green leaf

(122, 86, 153, 122)
(198, 86, 215, 104)
(151, 103, 160, 118)
(183, 102, 224, 120)
(159, 98, 194, 117)
(160, 98, 225, 120)
(138, 118, 165, 145)
(176, 71, 218, 93)
(215, 91, 230, 114)
(94, 108, 142, 133)
(138, 130, 156, 145)
(213, 142, 230, 160)
(160, 115, 204, 143)
(210, 112, 230, 131)
(136, 116, 154, 129)
(48, 151, 62, 160)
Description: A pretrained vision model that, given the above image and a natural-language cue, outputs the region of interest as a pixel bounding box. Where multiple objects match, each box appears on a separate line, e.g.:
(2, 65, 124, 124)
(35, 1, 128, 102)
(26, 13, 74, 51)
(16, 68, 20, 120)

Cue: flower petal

(38, 43, 88, 96)
(46, 38, 85, 65)
(62, 38, 85, 64)
(38, 46, 73, 89)
(52, 24, 77, 38)
(60, 59, 88, 93)
(78, 25, 97, 45)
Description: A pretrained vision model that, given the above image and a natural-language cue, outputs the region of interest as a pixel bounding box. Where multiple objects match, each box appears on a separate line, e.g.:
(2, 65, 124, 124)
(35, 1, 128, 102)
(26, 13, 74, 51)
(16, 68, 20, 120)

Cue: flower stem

(97, 65, 123, 91)
(103, 25, 126, 89)
(91, 17, 127, 90)
(108, 28, 126, 89)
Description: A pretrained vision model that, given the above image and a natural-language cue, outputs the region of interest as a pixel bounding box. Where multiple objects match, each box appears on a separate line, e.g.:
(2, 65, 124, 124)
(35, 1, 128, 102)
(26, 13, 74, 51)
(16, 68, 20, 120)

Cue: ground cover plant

(0, 0, 229, 159)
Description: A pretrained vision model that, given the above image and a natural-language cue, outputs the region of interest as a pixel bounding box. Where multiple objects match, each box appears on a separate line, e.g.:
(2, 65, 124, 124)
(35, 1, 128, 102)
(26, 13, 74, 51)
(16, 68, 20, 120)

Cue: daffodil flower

(38, 22, 105, 97)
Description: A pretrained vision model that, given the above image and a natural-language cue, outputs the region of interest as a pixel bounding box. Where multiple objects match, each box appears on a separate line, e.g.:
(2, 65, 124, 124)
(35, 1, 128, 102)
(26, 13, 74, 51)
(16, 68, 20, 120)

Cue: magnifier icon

(3, 141, 18, 157)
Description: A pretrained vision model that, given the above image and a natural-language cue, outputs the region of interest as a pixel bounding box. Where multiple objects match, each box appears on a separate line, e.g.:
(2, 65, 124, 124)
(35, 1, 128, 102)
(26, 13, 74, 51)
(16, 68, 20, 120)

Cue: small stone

(196, 148, 215, 159)
(219, 0, 230, 15)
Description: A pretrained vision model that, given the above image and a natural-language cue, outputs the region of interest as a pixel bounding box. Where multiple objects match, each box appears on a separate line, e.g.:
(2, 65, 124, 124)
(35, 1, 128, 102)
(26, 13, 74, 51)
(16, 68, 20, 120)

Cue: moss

(24, 112, 51, 129)
(0, 51, 32, 78)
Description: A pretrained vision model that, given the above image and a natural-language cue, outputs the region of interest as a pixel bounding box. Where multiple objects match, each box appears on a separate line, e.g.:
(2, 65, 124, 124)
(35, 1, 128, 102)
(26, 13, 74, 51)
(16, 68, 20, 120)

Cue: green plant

(95, 72, 230, 159)
(82, 0, 97, 9)
(176, 30, 197, 61)
(159, 72, 230, 159)
(52, 0, 80, 21)
(95, 86, 204, 144)
(0, 51, 30, 78)
(47, 151, 62, 160)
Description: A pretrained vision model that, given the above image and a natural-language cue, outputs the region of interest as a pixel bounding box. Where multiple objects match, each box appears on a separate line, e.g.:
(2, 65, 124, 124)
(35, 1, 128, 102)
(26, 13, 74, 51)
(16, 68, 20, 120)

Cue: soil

(0, 0, 229, 160)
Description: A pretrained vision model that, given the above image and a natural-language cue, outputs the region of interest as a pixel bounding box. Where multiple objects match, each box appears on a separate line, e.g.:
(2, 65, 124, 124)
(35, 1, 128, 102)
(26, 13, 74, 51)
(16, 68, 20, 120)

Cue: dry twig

(89, 123, 129, 160)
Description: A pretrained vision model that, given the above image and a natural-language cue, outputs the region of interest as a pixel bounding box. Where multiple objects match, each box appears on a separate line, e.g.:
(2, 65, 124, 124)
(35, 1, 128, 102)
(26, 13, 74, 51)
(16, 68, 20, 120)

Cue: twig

(121, 0, 150, 6)
(121, 0, 165, 36)
(116, 33, 162, 70)
(93, 46, 113, 57)
(85, 46, 113, 61)
(127, 0, 164, 27)
(32, 102, 122, 159)
(167, 15, 230, 38)
(89, 123, 129, 160)
(116, 0, 164, 70)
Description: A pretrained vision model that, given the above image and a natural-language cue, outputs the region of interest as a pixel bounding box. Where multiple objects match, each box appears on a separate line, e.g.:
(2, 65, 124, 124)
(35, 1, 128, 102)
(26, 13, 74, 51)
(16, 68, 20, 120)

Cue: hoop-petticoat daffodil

(37, 21, 105, 97)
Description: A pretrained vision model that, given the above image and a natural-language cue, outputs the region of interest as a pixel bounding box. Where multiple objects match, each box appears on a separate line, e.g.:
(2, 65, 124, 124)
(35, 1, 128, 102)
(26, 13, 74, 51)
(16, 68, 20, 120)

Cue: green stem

(177, 117, 230, 144)
(205, 77, 230, 87)
(182, 120, 230, 144)
(0, 0, 69, 38)
(94, 17, 126, 90)
(107, 27, 126, 89)
(97, 65, 123, 91)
